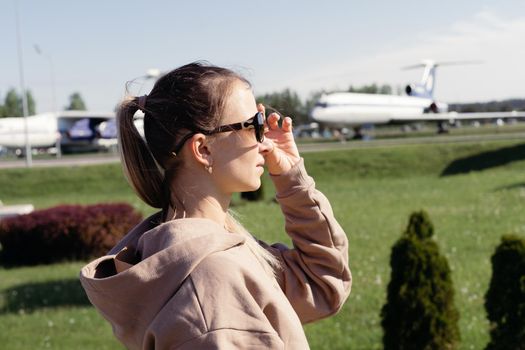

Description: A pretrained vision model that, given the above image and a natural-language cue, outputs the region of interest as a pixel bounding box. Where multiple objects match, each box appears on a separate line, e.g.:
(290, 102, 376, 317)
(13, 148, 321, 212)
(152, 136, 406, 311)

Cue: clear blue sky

(1, 0, 524, 113)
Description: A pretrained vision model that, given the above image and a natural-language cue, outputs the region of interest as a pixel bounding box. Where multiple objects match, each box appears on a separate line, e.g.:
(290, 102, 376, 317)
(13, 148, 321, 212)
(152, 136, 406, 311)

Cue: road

(1, 132, 524, 169)
(298, 131, 525, 153)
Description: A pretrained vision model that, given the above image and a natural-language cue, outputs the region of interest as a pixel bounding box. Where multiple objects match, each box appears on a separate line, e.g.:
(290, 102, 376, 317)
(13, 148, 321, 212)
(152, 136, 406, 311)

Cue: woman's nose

(258, 138, 273, 155)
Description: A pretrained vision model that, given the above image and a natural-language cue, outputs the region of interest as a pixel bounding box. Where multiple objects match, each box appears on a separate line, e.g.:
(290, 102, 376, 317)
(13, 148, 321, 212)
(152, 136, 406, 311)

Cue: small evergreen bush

(485, 234, 525, 350)
(0, 203, 142, 265)
(381, 210, 460, 350)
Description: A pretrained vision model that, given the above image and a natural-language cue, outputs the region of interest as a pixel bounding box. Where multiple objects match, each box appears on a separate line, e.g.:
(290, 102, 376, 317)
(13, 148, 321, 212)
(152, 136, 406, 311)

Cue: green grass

(1, 139, 525, 349)
(0, 161, 153, 214)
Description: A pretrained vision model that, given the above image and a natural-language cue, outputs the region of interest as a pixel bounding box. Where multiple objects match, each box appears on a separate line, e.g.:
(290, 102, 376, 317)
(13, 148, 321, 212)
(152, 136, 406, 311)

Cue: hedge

(0, 203, 142, 265)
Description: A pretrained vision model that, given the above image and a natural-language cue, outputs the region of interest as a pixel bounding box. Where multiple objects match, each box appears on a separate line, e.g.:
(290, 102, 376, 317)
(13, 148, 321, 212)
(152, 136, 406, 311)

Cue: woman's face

(209, 80, 267, 194)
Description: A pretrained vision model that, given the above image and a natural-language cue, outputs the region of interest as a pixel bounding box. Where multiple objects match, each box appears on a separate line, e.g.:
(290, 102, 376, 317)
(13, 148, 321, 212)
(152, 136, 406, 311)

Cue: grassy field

(1, 139, 525, 349)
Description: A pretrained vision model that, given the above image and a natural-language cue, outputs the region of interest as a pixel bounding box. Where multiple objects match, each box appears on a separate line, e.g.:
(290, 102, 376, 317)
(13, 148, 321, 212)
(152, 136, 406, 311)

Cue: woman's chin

(241, 179, 262, 193)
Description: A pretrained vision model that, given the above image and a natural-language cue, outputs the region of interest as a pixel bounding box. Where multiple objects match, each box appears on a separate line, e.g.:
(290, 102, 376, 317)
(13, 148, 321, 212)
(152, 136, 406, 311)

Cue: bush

(381, 210, 460, 350)
(0, 203, 142, 265)
(485, 235, 525, 350)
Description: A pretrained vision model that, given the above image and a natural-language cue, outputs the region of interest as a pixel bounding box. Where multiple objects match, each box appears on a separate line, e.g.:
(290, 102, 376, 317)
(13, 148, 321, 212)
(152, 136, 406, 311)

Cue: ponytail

(117, 97, 166, 209)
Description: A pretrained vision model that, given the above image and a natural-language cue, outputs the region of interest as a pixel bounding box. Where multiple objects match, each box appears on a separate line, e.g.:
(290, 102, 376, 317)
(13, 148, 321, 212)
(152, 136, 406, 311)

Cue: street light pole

(145, 68, 161, 80)
(14, 0, 32, 167)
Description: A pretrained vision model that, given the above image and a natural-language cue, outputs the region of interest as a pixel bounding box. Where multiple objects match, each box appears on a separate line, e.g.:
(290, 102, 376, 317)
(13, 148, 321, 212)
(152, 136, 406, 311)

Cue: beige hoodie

(80, 159, 351, 349)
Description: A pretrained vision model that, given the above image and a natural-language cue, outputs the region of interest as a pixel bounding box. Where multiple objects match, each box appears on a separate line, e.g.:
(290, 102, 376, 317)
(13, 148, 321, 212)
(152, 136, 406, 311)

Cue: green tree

(1, 88, 36, 117)
(304, 90, 325, 116)
(66, 92, 87, 111)
(3, 88, 20, 117)
(485, 235, 525, 350)
(379, 84, 393, 94)
(26, 90, 36, 115)
(257, 88, 308, 124)
(349, 83, 393, 95)
(381, 210, 460, 350)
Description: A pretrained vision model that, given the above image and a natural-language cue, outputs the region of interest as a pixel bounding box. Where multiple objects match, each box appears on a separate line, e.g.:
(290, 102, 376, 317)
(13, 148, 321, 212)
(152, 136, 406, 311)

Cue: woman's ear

(189, 133, 213, 167)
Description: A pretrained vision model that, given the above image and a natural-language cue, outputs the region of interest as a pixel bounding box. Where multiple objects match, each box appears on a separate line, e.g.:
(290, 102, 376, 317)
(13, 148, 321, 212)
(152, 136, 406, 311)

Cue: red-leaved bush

(0, 203, 142, 265)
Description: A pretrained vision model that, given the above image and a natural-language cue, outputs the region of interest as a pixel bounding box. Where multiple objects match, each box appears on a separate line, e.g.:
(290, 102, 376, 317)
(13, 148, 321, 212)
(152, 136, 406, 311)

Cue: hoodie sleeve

(262, 158, 351, 324)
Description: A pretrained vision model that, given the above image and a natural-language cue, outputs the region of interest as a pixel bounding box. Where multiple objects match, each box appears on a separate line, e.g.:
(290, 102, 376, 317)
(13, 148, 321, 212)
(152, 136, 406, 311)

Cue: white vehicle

(0, 111, 116, 154)
(310, 60, 525, 135)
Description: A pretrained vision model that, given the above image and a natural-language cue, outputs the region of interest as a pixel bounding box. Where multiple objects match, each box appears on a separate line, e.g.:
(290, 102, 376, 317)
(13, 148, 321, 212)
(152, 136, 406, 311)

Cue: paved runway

(1, 132, 524, 169)
(298, 132, 525, 153)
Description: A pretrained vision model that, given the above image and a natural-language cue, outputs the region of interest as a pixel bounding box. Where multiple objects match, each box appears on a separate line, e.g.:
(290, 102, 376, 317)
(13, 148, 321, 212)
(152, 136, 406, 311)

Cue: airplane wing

(390, 111, 525, 123)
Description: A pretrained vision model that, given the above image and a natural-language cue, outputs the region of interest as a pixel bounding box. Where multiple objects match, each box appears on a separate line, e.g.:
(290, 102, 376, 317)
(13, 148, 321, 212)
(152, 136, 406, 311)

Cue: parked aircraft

(310, 60, 525, 135)
(0, 111, 116, 155)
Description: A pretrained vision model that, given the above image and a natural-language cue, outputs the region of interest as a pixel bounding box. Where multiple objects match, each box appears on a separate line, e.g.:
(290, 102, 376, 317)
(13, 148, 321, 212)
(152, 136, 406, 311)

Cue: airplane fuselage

(0, 114, 59, 148)
(310, 92, 448, 128)
(0, 111, 115, 151)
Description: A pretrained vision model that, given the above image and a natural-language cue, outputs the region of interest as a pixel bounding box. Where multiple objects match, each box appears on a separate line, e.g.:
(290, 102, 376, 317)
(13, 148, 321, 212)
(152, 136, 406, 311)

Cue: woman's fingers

(282, 117, 293, 132)
(257, 103, 265, 116)
(260, 106, 293, 133)
(267, 113, 281, 130)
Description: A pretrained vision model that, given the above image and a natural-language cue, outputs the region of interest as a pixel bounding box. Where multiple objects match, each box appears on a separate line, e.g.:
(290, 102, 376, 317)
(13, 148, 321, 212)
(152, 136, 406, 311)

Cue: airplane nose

(310, 107, 318, 120)
(310, 107, 323, 122)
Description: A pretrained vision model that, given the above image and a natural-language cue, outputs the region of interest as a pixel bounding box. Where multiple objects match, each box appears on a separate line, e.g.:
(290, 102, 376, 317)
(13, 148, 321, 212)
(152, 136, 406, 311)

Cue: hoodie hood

(79, 213, 245, 346)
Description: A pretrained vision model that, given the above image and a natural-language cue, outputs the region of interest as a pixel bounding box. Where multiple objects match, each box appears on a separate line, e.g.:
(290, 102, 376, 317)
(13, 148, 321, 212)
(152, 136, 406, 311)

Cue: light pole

(145, 68, 161, 80)
(14, 0, 31, 167)
(34, 44, 61, 158)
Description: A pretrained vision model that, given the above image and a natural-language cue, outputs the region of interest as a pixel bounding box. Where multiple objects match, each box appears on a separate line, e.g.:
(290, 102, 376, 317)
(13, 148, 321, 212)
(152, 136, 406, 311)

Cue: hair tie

(138, 94, 148, 112)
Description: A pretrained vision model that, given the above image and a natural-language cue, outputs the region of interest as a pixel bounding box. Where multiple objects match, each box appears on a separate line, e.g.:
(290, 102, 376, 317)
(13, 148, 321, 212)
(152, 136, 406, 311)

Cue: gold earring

(205, 165, 213, 174)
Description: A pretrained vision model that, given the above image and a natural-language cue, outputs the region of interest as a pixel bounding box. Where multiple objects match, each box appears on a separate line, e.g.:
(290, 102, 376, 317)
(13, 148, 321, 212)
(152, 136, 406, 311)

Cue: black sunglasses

(210, 111, 266, 143)
(171, 112, 266, 155)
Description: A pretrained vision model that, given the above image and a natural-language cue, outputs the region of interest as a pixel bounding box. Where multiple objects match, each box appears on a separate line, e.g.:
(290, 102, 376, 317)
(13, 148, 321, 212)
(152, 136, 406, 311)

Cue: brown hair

(117, 62, 280, 275)
(117, 62, 247, 211)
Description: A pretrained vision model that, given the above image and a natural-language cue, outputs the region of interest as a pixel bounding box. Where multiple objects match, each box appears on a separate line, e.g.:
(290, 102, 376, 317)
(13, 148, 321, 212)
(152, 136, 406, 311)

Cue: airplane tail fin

(402, 60, 482, 99)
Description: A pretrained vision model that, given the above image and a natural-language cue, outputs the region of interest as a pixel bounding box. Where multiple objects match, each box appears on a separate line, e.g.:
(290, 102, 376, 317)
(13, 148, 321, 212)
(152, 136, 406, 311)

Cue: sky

(1, 0, 525, 113)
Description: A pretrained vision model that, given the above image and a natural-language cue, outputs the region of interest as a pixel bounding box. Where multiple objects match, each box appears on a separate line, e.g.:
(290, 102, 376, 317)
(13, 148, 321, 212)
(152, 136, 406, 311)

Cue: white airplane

(310, 60, 525, 135)
(0, 111, 116, 154)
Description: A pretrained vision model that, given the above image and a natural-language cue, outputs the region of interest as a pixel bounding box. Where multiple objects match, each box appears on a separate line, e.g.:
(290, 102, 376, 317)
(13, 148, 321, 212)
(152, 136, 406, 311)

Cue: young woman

(80, 62, 351, 349)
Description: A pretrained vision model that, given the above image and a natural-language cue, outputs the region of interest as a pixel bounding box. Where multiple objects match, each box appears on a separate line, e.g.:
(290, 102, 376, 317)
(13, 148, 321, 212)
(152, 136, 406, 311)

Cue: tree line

(0, 83, 396, 121)
(0, 88, 87, 118)
(2, 85, 523, 120)
(449, 99, 525, 113)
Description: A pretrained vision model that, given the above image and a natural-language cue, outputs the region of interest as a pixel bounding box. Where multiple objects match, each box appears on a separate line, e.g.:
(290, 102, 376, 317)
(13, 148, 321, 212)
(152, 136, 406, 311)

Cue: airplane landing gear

(352, 126, 365, 140)
(437, 121, 449, 134)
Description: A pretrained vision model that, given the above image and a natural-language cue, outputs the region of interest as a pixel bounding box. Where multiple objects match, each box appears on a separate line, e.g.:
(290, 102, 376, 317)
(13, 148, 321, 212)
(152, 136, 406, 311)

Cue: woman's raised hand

(258, 104, 301, 175)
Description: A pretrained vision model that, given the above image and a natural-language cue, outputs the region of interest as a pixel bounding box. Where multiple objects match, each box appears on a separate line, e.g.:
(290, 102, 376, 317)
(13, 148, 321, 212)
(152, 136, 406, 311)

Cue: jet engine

(405, 84, 414, 95)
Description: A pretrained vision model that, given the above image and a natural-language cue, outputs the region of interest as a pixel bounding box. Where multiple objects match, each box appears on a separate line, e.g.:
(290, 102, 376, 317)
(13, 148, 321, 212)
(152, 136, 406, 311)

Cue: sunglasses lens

(256, 112, 265, 142)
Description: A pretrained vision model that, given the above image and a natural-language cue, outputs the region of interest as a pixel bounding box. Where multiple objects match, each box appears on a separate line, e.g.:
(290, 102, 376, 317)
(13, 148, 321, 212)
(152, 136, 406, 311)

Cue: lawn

(1, 139, 525, 349)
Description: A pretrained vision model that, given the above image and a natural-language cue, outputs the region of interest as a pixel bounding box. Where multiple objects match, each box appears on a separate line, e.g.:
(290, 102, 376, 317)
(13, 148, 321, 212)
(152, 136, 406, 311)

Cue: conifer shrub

(381, 210, 460, 350)
(485, 234, 525, 350)
(0, 203, 142, 265)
